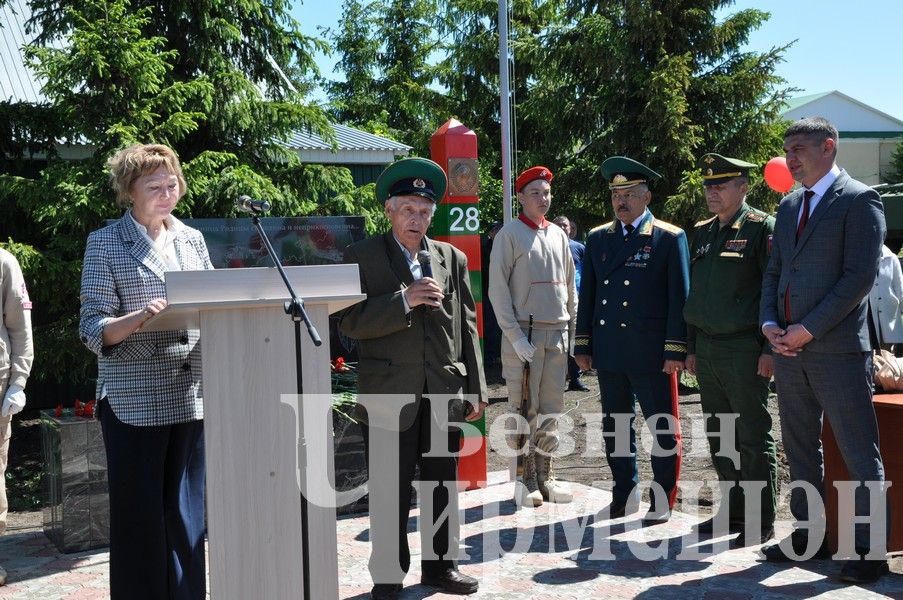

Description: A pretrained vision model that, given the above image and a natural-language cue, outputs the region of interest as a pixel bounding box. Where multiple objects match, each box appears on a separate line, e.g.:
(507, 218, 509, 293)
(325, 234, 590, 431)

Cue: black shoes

(761, 532, 831, 562)
(370, 583, 402, 599)
(602, 500, 665, 521)
(641, 509, 671, 526)
(695, 517, 773, 545)
(567, 380, 590, 392)
(372, 567, 479, 598)
(696, 517, 744, 535)
(838, 559, 889, 584)
(603, 501, 629, 519)
(421, 568, 479, 595)
(733, 525, 775, 547)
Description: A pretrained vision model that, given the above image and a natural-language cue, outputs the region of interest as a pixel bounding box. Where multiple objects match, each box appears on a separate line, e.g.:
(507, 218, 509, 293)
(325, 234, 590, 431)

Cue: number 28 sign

(449, 206, 479, 233)
(429, 119, 487, 493)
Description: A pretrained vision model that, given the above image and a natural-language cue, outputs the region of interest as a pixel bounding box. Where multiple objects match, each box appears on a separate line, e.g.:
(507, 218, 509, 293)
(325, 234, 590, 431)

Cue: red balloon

(764, 157, 795, 194)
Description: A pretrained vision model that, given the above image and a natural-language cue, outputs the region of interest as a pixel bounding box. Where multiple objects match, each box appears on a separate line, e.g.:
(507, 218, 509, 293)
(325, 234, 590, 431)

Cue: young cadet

(489, 166, 577, 507)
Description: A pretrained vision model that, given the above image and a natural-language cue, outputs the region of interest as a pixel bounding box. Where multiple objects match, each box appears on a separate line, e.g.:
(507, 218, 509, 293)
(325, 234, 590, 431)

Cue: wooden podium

(144, 265, 364, 599)
(823, 394, 903, 553)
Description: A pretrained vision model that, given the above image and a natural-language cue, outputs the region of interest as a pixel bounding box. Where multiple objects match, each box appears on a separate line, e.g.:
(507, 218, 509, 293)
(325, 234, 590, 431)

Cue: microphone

(416, 250, 433, 278)
(417, 250, 440, 310)
(235, 195, 271, 213)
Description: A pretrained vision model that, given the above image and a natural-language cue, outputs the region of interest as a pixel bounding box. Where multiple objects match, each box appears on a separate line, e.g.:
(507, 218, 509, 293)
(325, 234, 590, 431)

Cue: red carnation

(309, 226, 335, 250)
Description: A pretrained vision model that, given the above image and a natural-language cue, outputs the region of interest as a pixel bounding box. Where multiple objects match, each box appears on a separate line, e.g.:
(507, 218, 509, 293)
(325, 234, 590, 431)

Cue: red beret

(515, 166, 553, 193)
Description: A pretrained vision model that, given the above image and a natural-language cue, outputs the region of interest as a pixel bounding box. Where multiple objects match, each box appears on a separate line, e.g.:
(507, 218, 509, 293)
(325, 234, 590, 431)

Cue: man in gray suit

(338, 158, 487, 599)
(760, 117, 889, 583)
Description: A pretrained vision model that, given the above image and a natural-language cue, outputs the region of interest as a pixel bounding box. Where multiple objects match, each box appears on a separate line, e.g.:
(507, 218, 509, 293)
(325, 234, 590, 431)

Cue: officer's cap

(376, 157, 448, 203)
(698, 153, 757, 186)
(601, 157, 661, 191)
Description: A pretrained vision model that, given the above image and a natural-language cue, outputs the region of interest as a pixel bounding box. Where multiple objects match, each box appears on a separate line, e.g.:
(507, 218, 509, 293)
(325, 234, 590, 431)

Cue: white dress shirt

(393, 234, 424, 314)
(798, 164, 841, 225)
(619, 209, 650, 235)
(129, 213, 181, 272)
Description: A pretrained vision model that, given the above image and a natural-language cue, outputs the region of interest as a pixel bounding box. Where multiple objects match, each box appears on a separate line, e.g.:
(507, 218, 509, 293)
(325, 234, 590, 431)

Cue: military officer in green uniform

(684, 153, 778, 546)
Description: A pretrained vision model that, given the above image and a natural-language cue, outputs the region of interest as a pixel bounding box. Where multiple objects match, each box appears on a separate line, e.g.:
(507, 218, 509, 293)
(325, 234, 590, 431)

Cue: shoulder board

(694, 216, 717, 228)
(653, 219, 684, 235)
(590, 222, 613, 234)
(745, 211, 767, 222)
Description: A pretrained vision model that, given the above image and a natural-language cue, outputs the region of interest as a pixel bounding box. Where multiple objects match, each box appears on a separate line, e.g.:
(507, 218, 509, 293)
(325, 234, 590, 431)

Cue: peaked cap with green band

(698, 153, 757, 185)
(601, 156, 661, 190)
(375, 157, 448, 203)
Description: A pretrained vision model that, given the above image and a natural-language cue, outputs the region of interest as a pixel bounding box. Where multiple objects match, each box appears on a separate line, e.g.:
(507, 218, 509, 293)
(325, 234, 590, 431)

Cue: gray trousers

(774, 350, 888, 551)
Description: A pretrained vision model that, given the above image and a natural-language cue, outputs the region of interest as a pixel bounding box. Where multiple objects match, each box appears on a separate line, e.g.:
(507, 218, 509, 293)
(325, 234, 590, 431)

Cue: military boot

(515, 451, 543, 507)
(536, 454, 572, 503)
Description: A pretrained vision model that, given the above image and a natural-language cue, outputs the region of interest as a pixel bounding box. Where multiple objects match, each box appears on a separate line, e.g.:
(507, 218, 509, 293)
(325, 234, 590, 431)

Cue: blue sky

(290, 0, 903, 121)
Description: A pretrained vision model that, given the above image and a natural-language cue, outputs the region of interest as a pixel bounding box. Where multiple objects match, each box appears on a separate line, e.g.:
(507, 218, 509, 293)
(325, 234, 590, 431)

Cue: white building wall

(784, 94, 903, 133)
(837, 139, 881, 185)
(294, 149, 405, 164)
(833, 137, 901, 185)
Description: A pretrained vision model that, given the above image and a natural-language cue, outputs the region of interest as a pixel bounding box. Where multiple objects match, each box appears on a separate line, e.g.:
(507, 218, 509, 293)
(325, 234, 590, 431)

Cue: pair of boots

(516, 452, 572, 507)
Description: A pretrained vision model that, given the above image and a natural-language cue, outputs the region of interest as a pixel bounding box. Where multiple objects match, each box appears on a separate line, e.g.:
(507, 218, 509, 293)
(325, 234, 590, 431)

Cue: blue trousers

(567, 355, 581, 384)
(597, 370, 680, 512)
(99, 401, 206, 599)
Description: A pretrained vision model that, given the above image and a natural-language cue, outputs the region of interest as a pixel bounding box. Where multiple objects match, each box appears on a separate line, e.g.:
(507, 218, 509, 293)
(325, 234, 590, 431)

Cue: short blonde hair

(107, 143, 187, 208)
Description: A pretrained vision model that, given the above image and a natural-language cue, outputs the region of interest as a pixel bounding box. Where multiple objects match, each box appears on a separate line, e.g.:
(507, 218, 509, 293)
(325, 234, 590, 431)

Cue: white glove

(512, 337, 536, 363)
(1, 384, 26, 417)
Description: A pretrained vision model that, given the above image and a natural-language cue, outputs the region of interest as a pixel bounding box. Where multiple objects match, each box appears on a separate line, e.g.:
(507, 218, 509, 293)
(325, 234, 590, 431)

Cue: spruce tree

(888, 140, 903, 184)
(0, 0, 355, 384)
(531, 0, 792, 228)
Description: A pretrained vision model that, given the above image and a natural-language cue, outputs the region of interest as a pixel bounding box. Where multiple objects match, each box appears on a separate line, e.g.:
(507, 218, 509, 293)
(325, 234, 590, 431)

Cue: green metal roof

(782, 92, 832, 113)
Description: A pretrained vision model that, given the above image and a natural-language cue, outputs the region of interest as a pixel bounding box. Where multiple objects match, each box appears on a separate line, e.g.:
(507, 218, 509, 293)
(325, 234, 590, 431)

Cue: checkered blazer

(79, 212, 213, 426)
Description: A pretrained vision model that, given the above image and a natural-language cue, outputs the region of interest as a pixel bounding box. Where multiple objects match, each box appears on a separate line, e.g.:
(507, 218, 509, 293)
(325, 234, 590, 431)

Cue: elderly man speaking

(338, 157, 487, 600)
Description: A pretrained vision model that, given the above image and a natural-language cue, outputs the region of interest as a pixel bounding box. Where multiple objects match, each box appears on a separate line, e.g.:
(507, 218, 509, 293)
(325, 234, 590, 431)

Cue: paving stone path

(2, 472, 900, 599)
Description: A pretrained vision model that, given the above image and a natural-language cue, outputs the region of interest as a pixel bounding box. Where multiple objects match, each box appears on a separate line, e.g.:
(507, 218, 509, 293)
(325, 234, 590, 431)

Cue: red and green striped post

(430, 119, 487, 490)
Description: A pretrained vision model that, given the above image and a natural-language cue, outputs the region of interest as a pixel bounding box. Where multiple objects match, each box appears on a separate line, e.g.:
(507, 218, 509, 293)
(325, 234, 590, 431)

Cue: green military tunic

(684, 202, 778, 527)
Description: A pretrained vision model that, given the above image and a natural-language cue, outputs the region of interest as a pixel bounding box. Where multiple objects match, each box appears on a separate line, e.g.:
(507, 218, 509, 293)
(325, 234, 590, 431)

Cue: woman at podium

(78, 143, 214, 599)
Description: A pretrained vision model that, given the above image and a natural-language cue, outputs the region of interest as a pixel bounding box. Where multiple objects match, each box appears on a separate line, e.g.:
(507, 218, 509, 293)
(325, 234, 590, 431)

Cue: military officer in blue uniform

(684, 153, 778, 546)
(575, 156, 690, 524)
